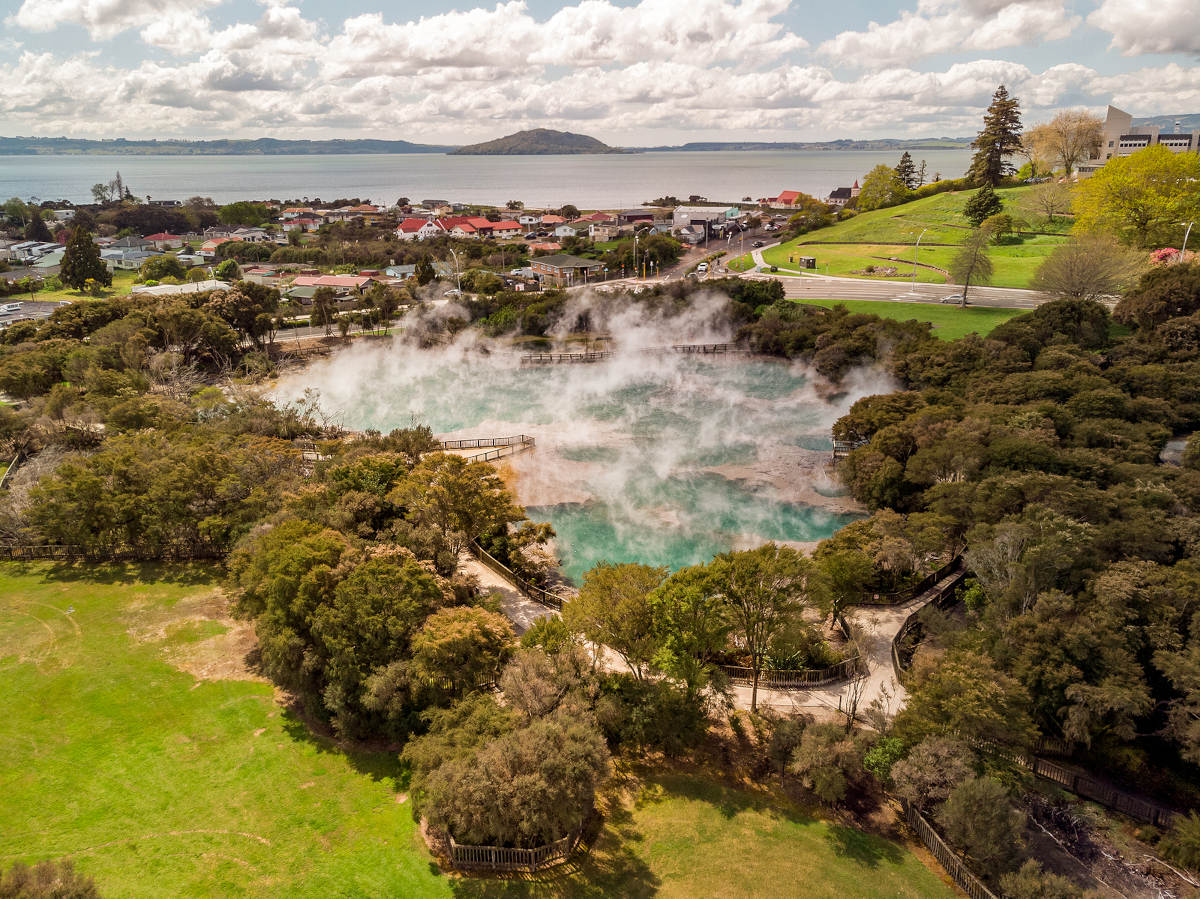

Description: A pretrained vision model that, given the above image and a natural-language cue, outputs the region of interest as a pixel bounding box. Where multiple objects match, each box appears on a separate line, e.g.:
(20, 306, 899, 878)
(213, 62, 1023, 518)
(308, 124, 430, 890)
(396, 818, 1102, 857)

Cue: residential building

(110, 235, 152, 250)
(131, 279, 226, 297)
(540, 214, 566, 226)
(199, 237, 235, 260)
(826, 181, 860, 207)
(490, 220, 523, 239)
(143, 232, 185, 249)
(617, 209, 655, 225)
(1079, 105, 1200, 174)
(671, 206, 739, 234)
(231, 227, 270, 243)
(553, 224, 579, 238)
(529, 253, 605, 286)
(767, 190, 802, 208)
(395, 218, 445, 240)
(290, 274, 376, 294)
(101, 248, 160, 270)
(518, 213, 541, 226)
(528, 241, 562, 253)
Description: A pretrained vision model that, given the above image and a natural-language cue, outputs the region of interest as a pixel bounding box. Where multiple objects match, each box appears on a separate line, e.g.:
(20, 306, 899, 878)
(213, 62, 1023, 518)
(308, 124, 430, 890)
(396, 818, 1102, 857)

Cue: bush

(788, 722, 864, 804)
(1159, 811, 1200, 873)
(0, 859, 100, 898)
(937, 776, 1024, 878)
(889, 736, 974, 810)
(594, 674, 708, 756)
(999, 860, 1088, 899)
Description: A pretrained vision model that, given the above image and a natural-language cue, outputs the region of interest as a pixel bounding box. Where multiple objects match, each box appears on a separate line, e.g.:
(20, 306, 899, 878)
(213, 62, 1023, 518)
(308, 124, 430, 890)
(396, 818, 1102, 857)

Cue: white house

(553, 224, 578, 238)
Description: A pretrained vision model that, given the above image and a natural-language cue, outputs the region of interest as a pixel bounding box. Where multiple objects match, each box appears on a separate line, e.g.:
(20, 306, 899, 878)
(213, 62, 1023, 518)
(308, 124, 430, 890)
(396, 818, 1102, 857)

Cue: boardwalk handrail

(717, 614, 865, 691)
(890, 567, 969, 686)
(902, 801, 998, 899)
(468, 540, 563, 611)
(854, 553, 964, 607)
(438, 434, 535, 463)
(519, 343, 743, 365)
(447, 819, 585, 873)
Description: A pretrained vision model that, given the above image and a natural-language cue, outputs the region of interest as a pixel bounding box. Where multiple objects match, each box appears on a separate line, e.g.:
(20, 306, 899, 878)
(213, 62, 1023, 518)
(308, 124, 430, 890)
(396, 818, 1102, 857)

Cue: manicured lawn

(20, 269, 139, 304)
(1, 563, 955, 897)
(764, 186, 1070, 289)
(798, 299, 1024, 341)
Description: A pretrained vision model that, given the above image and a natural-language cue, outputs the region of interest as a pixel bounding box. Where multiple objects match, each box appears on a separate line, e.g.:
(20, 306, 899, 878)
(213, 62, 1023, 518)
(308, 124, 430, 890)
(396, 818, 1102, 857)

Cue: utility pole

(912, 228, 927, 290)
(1180, 222, 1195, 263)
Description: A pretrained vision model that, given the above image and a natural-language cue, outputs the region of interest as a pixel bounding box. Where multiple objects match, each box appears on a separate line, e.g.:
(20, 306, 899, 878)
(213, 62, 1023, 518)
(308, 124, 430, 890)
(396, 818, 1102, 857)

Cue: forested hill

(451, 129, 627, 155)
(0, 137, 456, 155)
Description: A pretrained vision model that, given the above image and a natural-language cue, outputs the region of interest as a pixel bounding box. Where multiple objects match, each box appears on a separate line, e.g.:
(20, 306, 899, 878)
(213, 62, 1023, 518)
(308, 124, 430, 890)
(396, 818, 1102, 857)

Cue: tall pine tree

(60, 226, 112, 290)
(967, 85, 1023, 187)
(895, 152, 918, 190)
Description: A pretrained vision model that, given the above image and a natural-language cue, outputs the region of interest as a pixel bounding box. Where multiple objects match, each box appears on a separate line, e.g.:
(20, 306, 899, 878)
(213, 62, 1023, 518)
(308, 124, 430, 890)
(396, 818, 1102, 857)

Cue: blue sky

(1, 0, 1197, 143)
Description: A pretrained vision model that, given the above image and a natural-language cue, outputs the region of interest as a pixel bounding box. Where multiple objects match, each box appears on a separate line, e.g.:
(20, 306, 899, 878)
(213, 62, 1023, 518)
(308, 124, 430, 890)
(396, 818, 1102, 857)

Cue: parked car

(524, 232, 537, 240)
(696, 262, 708, 273)
(940, 293, 965, 304)
(751, 240, 764, 248)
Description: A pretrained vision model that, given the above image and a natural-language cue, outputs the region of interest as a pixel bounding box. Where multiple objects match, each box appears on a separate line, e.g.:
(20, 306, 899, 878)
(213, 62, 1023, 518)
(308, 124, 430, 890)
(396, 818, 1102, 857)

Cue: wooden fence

(717, 656, 863, 689)
(468, 541, 563, 611)
(855, 554, 964, 607)
(890, 568, 970, 685)
(519, 343, 742, 366)
(448, 829, 579, 873)
(902, 801, 998, 899)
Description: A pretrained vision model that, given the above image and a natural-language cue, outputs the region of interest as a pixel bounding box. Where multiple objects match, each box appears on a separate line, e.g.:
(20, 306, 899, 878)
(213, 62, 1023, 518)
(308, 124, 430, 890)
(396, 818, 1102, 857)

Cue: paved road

(744, 271, 1044, 309)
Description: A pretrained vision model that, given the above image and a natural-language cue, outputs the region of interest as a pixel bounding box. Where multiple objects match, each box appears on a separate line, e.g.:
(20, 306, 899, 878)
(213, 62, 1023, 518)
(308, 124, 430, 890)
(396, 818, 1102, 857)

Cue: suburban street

(742, 271, 1045, 308)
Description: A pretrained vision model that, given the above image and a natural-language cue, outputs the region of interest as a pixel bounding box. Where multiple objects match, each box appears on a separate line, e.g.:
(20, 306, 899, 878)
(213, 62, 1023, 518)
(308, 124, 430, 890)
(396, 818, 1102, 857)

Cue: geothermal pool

(274, 337, 880, 583)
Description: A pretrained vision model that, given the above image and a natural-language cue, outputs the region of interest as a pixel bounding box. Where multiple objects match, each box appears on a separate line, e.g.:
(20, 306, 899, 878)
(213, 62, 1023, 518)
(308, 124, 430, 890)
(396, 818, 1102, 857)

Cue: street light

(634, 233, 639, 281)
(1180, 221, 1195, 263)
(912, 228, 927, 290)
(448, 247, 462, 294)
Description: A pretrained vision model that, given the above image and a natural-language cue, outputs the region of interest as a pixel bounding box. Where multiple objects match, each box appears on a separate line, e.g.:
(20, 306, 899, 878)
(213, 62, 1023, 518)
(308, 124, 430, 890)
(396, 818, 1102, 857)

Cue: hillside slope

(451, 128, 624, 155)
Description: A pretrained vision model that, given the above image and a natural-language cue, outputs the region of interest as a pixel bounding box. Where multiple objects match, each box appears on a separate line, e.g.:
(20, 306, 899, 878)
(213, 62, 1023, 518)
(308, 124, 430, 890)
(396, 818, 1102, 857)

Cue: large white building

(1079, 105, 1200, 174)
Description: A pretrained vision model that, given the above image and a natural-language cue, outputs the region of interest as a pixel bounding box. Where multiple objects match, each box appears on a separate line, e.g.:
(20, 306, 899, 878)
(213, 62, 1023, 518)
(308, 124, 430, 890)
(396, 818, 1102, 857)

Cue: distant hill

(640, 138, 972, 152)
(451, 129, 627, 155)
(1132, 114, 1200, 131)
(0, 136, 455, 156)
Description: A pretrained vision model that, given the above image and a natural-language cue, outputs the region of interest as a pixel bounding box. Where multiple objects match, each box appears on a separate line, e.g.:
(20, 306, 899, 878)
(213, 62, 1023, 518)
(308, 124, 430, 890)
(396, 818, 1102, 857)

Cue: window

(1108, 140, 1114, 147)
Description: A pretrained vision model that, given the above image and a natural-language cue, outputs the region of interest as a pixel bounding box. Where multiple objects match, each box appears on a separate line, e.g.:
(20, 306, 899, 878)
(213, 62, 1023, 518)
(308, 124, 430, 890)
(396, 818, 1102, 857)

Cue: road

(742, 271, 1044, 309)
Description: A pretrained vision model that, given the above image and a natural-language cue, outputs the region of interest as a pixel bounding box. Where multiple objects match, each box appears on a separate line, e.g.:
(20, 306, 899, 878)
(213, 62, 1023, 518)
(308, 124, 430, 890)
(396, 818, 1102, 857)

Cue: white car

(696, 262, 709, 273)
(940, 293, 965, 304)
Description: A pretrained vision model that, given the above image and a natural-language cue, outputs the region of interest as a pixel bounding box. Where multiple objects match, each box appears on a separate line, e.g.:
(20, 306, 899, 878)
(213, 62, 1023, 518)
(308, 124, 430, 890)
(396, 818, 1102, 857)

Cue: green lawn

(1, 563, 955, 897)
(799, 299, 1024, 341)
(764, 186, 1070, 289)
(20, 269, 139, 304)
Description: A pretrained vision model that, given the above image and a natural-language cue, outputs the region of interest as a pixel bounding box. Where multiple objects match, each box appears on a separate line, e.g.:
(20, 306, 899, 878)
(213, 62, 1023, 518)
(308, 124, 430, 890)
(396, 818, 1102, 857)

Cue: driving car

(940, 293, 966, 304)
(751, 240, 764, 248)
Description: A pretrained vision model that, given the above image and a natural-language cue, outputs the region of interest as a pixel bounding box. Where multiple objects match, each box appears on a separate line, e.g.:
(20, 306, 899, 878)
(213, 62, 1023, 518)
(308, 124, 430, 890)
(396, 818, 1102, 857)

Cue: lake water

(270, 336, 872, 583)
(0, 149, 971, 208)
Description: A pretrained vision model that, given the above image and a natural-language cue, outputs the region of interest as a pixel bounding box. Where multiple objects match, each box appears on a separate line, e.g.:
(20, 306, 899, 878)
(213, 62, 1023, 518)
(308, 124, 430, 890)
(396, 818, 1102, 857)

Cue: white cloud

(10, 0, 223, 40)
(818, 0, 1078, 69)
(1089, 0, 1200, 55)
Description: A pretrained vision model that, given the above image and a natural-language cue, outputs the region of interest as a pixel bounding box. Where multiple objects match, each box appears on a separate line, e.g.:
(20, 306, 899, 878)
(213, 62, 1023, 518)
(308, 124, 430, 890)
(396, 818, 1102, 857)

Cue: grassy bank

(0, 563, 955, 897)
(796, 299, 1023, 341)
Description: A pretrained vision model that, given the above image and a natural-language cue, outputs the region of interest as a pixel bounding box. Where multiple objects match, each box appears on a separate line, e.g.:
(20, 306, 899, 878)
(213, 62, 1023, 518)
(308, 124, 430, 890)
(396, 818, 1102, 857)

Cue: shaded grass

(1, 563, 956, 897)
(22, 270, 139, 303)
(797, 299, 1023, 340)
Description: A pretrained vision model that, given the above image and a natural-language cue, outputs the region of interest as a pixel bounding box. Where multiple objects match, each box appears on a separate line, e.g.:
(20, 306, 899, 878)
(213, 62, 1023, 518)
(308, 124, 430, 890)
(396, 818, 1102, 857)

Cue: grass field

(797, 299, 1024, 340)
(0, 563, 955, 897)
(19, 269, 139, 304)
(757, 186, 1070, 289)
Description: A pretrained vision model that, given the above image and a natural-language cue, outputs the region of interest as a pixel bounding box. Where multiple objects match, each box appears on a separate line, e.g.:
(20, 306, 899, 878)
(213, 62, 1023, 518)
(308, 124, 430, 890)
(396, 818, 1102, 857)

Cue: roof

(491, 220, 522, 230)
(397, 218, 433, 233)
(773, 191, 801, 204)
(530, 254, 603, 270)
(540, 214, 566, 224)
(673, 206, 732, 219)
(528, 242, 562, 252)
(131, 279, 226, 297)
(828, 187, 852, 199)
(144, 232, 183, 241)
(291, 275, 375, 289)
(201, 237, 235, 249)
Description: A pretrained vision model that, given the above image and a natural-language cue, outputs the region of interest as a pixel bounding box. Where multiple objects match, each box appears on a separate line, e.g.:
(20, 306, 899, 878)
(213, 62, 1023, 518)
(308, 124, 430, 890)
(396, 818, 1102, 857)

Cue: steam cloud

(271, 291, 898, 581)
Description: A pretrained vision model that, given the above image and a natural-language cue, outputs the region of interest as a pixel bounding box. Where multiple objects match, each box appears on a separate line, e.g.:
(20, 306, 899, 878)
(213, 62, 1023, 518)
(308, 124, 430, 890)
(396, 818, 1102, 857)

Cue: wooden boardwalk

(519, 343, 741, 365)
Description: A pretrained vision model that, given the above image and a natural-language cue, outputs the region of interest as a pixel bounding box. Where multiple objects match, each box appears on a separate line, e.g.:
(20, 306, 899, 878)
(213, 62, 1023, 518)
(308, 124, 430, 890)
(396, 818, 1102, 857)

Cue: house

(144, 232, 185, 249)
(50, 210, 76, 223)
(280, 207, 316, 221)
(395, 218, 445, 240)
(289, 274, 376, 295)
(384, 264, 417, 280)
(231, 227, 270, 243)
(540, 214, 566, 226)
(529, 253, 605, 287)
(553, 224, 579, 238)
(101, 248, 161, 270)
(203, 226, 233, 239)
(131, 279, 226, 297)
(284, 285, 320, 305)
(617, 209, 655, 225)
(768, 190, 802, 208)
(528, 241, 562, 253)
(199, 238, 235, 260)
(490, 220, 523, 239)
(587, 223, 619, 242)
(242, 268, 283, 287)
(826, 181, 860, 207)
(518, 214, 541, 226)
(671, 206, 739, 234)
(421, 199, 450, 209)
(110, 236, 152, 250)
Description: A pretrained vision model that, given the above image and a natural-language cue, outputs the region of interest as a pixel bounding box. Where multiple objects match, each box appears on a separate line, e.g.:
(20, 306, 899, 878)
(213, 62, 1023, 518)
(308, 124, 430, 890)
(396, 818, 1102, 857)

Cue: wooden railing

(831, 438, 867, 461)
(717, 656, 863, 689)
(468, 540, 563, 611)
(902, 801, 998, 899)
(519, 343, 742, 365)
(890, 568, 969, 685)
(448, 828, 580, 873)
(855, 554, 964, 607)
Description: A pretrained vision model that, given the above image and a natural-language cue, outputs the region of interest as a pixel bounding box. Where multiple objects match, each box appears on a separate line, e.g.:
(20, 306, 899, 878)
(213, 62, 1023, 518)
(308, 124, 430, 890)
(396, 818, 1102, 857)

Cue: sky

(1, 0, 1198, 144)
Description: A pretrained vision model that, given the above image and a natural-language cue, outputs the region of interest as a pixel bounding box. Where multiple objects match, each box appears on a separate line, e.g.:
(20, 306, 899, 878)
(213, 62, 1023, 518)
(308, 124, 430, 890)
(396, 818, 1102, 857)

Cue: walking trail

(462, 554, 963, 721)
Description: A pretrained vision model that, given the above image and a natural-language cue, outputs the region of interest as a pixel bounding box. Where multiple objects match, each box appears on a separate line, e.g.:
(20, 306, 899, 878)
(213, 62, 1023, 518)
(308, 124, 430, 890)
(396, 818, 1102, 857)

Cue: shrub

(938, 777, 1024, 878)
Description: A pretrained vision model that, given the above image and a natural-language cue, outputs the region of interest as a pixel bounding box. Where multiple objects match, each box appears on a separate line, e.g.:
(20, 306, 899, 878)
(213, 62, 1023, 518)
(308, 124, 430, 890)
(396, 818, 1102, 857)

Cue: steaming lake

(2, 148, 970, 207)
(273, 337, 874, 583)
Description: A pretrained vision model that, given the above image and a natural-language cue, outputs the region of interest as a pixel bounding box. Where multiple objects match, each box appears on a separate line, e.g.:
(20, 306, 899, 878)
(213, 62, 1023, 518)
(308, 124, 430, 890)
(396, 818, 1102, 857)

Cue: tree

(560, 204, 579, 219)
(1000, 861, 1090, 899)
(139, 254, 187, 282)
(1114, 262, 1200, 329)
(421, 713, 609, 847)
(889, 736, 974, 810)
(1026, 110, 1103, 176)
(1032, 234, 1147, 302)
(213, 259, 240, 281)
(311, 286, 337, 336)
(1020, 180, 1072, 223)
(712, 543, 814, 712)
(948, 228, 994, 306)
(897, 650, 1035, 746)
(788, 722, 863, 804)
(938, 777, 1024, 878)
(895, 151, 918, 190)
(505, 200, 523, 210)
(415, 256, 436, 286)
(563, 562, 666, 679)
(410, 606, 513, 696)
(217, 201, 271, 226)
(967, 84, 1023, 186)
(857, 165, 909, 211)
(3, 197, 29, 226)
(648, 564, 731, 694)
(0, 859, 100, 898)
(59, 226, 112, 290)
(963, 185, 1003, 227)
(1073, 144, 1200, 247)
(24, 211, 52, 243)
(917, 159, 927, 187)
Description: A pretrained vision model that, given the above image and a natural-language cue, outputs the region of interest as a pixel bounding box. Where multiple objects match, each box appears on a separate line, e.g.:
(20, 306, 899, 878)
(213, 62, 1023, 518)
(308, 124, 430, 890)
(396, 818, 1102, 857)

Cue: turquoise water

(275, 346, 863, 583)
